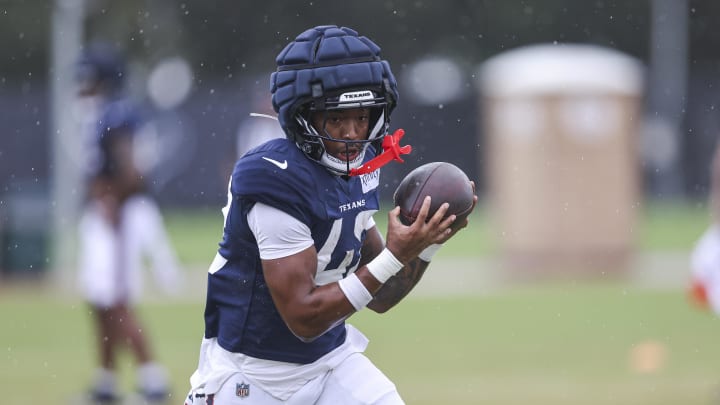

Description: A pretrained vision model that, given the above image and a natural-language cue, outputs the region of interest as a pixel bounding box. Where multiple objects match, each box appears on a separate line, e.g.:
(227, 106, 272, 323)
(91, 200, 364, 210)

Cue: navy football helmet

(270, 25, 399, 175)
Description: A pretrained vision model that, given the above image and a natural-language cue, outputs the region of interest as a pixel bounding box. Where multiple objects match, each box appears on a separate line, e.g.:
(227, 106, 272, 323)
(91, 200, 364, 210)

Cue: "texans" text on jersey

(339, 199, 366, 212)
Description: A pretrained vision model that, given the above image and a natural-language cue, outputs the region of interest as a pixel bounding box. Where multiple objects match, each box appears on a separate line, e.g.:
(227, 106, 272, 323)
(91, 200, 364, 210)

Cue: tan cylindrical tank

(478, 44, 644, 274)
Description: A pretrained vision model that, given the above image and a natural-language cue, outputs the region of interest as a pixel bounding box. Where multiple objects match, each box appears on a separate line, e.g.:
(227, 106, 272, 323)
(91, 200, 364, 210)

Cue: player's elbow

(280, 298, 347, 341)
(367, 300, 395, 314)
(283, 311, 336, 342)
(288, 325, 322, 343)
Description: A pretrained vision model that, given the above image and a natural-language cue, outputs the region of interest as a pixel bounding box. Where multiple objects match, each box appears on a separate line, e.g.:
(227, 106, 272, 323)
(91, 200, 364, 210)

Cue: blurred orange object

(689, 279, 710, 310)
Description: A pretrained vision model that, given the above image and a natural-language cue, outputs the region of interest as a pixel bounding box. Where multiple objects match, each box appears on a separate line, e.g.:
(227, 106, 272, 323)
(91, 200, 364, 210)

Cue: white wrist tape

(418, 244, 442, 262)
(366, 248, 404, 284)
(338, 273, 373, 311)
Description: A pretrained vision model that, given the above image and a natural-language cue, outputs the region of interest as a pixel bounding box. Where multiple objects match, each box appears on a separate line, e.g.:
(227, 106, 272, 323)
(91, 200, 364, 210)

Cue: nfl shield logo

(236, 382, 250, 398)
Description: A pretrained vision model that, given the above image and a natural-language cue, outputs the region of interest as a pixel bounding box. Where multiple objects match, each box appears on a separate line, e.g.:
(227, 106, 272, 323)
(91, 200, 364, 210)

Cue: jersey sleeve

(247, 202, 314, 260)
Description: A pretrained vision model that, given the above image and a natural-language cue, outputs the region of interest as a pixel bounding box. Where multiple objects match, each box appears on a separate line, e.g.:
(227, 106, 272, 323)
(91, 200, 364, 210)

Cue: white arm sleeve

(247, 202, 314, 260)
(365, 215, 376, 231)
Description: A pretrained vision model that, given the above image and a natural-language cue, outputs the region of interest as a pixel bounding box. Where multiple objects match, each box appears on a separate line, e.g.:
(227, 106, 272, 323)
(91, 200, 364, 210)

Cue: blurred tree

(0, 0, 691, 82)
(2, 0, 720, 211)
(0, 2, 51, 80)
(3, 0, 719, 83)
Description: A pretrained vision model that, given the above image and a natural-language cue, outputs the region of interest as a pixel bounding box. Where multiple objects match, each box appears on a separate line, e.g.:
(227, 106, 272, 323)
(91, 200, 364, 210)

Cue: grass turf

(163, 200, 710, 264)
(2, 282, 720, 405)
(0, 200, 715, 404)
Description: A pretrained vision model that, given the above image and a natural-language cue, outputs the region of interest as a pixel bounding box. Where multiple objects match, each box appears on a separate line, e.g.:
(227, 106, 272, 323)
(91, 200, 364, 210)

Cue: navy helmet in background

(76, 41, 127, 96)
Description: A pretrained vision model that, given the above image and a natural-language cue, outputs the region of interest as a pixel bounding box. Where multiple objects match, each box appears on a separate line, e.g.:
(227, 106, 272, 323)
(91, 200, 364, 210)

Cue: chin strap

(349, 128, 412, 176)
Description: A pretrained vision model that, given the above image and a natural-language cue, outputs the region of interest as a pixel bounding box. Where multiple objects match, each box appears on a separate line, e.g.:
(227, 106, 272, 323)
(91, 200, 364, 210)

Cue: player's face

(311, 108, 370, 162)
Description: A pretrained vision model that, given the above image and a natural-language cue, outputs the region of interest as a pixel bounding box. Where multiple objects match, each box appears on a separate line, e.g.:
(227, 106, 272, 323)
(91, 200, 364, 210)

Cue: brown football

(393, 162, 474, 230)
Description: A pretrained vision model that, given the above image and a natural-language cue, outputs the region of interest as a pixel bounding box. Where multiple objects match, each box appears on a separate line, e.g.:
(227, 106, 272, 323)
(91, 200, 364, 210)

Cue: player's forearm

(280, 278, 378, 342)
(367, 257, 429, 313)
(284, 257, 428, 337)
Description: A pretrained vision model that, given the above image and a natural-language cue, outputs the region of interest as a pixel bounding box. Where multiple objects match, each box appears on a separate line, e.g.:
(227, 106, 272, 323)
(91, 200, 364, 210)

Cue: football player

(74, 42, 181, 404)
(690, 144, 720, 312)
(184, 25, 477, 404)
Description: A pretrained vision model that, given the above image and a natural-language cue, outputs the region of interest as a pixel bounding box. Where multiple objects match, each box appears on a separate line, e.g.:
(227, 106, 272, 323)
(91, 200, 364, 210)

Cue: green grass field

(163, 200, 711, 263)
(1, 201, 718, 405)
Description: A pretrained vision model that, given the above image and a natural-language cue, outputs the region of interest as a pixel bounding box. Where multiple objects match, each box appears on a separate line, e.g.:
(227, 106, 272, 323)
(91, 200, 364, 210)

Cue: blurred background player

(184, 25, 476, 404)
(74, 41, 182, 404)
(690, 141, 720, 312)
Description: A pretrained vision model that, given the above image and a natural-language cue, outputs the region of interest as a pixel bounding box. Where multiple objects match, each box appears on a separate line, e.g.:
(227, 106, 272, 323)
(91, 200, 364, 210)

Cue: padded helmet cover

(270, 25, 399, 143)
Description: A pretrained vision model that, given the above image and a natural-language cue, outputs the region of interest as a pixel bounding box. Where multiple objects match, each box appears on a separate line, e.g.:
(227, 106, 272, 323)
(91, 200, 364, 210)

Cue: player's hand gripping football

(385, 180, 477, 264)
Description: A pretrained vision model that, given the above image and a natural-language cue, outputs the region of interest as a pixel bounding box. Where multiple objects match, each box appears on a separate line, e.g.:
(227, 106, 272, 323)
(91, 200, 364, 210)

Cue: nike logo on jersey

(262, 157, 288, 170)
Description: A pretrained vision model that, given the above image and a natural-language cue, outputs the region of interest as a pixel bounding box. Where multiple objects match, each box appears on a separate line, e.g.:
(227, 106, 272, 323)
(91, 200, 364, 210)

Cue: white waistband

(190, 324, 369, 400)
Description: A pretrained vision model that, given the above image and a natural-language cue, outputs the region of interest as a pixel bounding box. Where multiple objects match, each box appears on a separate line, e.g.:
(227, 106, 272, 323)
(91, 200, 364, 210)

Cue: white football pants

(183, 352, 404, 405)
(78, 194, 181, 307)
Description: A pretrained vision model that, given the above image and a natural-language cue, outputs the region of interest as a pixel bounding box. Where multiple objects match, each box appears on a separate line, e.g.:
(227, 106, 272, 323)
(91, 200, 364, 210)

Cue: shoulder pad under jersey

(231, 138, 330, 224)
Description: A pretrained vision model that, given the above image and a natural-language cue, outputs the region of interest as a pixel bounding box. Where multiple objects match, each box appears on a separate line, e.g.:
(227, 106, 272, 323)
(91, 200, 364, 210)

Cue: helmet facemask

(271, 25, 400, 175)
(293, 87, 390, 176)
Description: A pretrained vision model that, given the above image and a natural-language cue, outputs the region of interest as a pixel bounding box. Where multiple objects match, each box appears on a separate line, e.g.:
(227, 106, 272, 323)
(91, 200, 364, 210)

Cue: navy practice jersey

(203, 138, 381, 364)
(94, 98, 142, 178)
